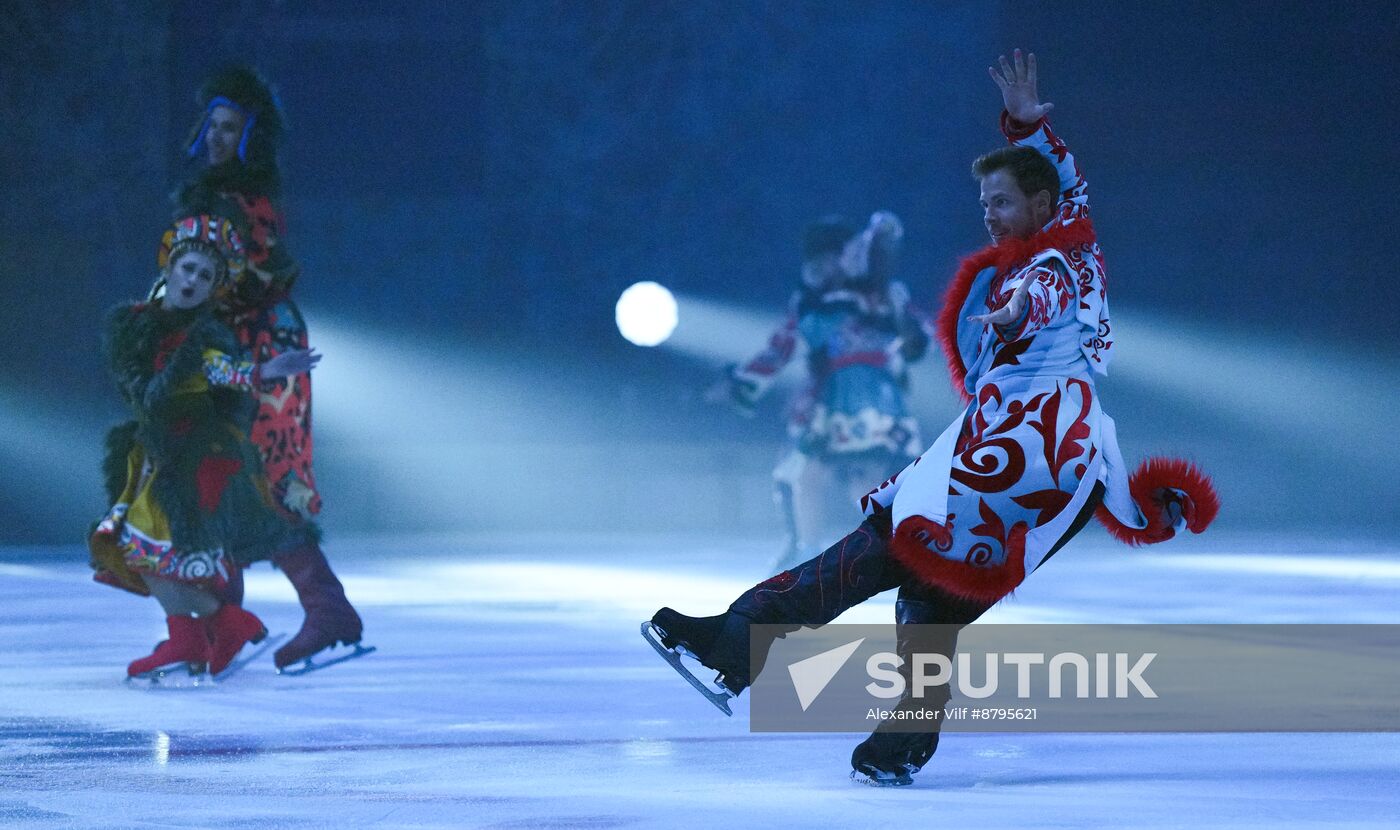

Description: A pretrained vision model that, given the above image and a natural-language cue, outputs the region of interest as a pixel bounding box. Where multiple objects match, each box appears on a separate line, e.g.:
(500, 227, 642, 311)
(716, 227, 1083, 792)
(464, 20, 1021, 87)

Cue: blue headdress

(187, 96, 257, 162)
(183, 67, 283, 174)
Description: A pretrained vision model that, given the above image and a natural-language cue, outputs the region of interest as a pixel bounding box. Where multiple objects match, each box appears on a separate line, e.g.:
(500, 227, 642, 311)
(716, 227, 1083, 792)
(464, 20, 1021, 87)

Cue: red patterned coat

(860, 115, 1218, 603)
(219, 193, 321, 521)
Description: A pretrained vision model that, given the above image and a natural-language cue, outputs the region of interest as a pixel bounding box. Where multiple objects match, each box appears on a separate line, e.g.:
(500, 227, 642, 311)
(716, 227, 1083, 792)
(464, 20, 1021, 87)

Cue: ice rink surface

(3, 531, 1398, 829)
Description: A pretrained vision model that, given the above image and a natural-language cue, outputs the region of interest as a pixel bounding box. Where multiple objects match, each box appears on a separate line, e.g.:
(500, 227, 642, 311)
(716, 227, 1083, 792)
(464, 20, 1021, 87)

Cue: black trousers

(724, 482, 1106, 702)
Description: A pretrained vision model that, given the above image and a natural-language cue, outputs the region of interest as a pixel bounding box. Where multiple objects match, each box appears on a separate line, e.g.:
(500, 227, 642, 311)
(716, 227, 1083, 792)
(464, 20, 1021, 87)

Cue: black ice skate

(641, 608, 748, 716)
(849, 764, 916, 787)
(849, 728, 939, 787)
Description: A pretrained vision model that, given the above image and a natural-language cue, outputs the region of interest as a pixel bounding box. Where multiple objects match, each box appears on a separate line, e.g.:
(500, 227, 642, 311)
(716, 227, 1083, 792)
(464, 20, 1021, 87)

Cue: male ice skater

(643, 50, 1218, 786)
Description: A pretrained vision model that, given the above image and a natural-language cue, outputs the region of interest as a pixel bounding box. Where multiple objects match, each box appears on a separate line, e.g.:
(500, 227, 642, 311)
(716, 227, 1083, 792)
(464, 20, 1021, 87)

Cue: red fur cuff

(1095, 457, 1220, 547)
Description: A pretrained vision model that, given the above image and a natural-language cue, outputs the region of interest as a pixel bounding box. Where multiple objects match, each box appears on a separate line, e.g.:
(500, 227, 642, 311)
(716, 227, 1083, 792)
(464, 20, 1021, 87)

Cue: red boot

(273, 543, 363, 670)
(128, 616, 211, 678)
(204, 604, 268, 676)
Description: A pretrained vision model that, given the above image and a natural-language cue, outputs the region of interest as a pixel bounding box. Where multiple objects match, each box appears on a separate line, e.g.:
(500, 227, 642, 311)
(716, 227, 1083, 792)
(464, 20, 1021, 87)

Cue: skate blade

(640, 621, 735, 717)
(850, 766, 915, 788)
(126, 663, 212, 689)
(212, 633, 288, 681)
(277, 642, 376, 677)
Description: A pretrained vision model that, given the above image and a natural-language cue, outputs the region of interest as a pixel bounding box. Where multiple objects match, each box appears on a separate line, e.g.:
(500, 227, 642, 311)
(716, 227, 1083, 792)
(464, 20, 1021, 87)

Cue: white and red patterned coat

(860, 115, 1218, 603)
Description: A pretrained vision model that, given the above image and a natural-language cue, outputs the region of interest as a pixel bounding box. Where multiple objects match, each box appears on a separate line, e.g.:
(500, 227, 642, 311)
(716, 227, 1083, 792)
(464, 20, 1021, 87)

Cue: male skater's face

(206, 105, 246, 166)
(979, 169, 1048, 244)
(162, 250, 218, 310)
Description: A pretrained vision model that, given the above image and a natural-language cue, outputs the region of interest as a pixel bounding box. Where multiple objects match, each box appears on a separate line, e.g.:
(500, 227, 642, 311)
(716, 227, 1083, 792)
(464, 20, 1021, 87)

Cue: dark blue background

(3, 1, 1396, 542)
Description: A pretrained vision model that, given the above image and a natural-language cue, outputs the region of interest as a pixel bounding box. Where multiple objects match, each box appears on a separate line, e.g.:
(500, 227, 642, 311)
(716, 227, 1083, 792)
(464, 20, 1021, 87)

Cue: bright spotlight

(615, 281, 678, 347)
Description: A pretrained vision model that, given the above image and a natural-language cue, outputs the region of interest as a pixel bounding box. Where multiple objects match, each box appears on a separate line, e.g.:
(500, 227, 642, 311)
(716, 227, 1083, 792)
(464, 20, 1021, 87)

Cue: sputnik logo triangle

(787, 637, 866, 711)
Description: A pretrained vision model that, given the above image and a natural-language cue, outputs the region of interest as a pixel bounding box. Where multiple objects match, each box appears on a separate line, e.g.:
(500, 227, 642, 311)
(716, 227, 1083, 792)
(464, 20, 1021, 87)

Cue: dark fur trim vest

(101, 302, 305, 561)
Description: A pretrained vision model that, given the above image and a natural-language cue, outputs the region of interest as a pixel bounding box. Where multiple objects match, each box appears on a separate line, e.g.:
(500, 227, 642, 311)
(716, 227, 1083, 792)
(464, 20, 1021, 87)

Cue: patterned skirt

(795, 365, 922, 461)
(89, 443, 233, 597)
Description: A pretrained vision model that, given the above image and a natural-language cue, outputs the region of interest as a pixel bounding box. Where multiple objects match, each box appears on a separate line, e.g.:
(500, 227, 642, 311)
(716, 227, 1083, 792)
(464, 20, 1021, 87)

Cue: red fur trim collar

(935, 219, 1098, 402)
(1095, 456, 1221, 546)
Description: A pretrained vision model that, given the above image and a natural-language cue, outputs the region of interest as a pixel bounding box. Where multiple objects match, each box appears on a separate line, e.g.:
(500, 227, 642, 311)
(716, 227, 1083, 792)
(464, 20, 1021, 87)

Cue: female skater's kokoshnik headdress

(154, 215, 247, 297)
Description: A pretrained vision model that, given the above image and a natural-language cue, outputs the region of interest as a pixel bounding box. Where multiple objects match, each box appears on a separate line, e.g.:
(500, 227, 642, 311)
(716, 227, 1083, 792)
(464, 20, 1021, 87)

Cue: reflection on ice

(153, 731, 170, 766)
(2, 535, 1398, 828)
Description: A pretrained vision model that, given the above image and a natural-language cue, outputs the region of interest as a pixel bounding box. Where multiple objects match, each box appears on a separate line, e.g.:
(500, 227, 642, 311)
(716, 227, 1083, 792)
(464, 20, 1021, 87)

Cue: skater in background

(90, 216, 321, 679)
(647, 51, 1219, 785)
(709, 211, 933, 571)
(173, 66, 365, 671)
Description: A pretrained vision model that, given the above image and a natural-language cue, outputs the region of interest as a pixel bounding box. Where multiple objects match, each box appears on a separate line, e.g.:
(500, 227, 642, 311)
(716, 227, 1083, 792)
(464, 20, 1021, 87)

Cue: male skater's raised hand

(989, 48, 1053, 127)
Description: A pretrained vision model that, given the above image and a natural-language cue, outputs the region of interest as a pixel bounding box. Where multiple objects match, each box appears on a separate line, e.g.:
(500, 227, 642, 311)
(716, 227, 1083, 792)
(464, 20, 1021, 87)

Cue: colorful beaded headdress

(157, 215, 246, 286)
